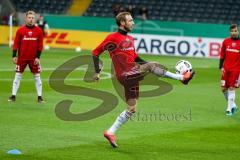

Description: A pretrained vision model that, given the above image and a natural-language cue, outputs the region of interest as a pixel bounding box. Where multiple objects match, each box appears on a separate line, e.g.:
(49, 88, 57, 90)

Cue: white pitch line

(0, 77, 111, 81)
(0, 67, 100, 72)
(0, 65, 214, 72)
(0, 74, 112, 81)
(0, 67, 112, 81)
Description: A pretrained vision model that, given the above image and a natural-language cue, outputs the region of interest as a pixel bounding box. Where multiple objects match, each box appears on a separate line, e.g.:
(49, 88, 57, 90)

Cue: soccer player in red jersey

(8, 11, 44, 103)
(92, 12, 194, 147)
(220, 24, 240, 115)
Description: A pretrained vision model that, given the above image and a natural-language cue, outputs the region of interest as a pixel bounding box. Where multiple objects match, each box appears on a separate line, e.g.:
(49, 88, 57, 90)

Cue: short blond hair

(25, 10, 35, 16)
(115, 12, 131, 26)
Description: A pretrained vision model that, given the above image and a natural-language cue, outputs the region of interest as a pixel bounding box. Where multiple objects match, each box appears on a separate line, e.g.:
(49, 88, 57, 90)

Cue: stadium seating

(11, 0, 72, 14)
(84, 0, 240, 24)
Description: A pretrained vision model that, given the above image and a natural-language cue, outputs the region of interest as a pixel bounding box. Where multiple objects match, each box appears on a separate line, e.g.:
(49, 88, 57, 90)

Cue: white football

(175, 60, 192, 74)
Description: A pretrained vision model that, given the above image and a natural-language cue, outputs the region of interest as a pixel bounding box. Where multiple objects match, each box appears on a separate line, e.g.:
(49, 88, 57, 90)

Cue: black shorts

(118, 69, 145, 101)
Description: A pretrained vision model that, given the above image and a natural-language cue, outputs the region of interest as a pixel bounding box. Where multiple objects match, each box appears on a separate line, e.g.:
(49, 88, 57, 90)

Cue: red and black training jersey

(220, 37, 240, 71)
(13, 25, 43, 60)
(92, 29, 139, 78)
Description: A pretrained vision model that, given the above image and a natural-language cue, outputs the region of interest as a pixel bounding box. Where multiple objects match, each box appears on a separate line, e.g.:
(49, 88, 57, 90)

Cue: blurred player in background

(219, 23, 240, 116)
(92, 12, 195, 148)
(36, 15, 50, 50)
(8, 10, 44, 103)
(36, 15, 50, 36)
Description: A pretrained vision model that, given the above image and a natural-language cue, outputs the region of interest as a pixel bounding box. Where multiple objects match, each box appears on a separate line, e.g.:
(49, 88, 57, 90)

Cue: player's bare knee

(126, 99, 137, 113)
(34, 73, 40, 77)
(221, 86, 228, 92)
(228, 87, 235, 91)
(127, 98, 137, 106)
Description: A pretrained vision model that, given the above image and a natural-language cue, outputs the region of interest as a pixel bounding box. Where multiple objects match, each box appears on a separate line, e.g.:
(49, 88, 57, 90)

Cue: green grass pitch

(0, 45, 239, 160)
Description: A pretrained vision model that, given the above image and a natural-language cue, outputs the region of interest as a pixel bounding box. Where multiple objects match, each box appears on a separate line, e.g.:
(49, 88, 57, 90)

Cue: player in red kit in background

(8, 11, 44, 103)
(92, 12, 195, 148)
(220, 24, 240, 115)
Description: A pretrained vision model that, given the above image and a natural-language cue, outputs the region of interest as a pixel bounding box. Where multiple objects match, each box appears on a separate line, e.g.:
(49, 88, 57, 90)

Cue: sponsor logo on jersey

(232, 42, 236, 47)
(120, 46, 134, 51)
(28, 31, 33, 36)
(23, 37, 37, 41)
(120, 40, 134, 51)
(226, 48, 240, 53)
